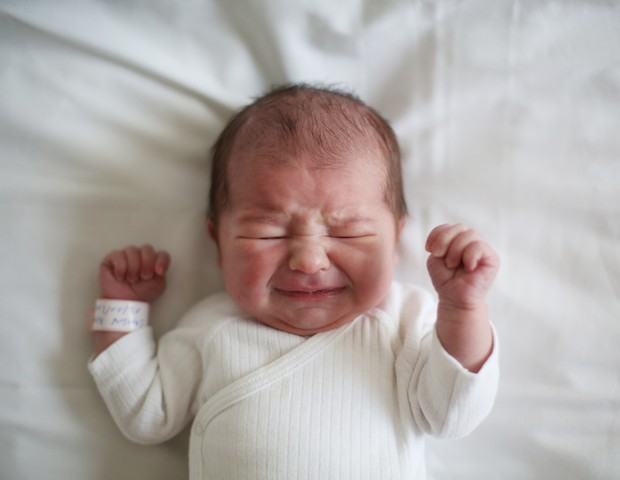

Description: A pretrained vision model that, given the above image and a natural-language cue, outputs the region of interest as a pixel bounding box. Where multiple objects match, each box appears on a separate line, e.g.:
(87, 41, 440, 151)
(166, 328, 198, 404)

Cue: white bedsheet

(1, 1, 618, 478)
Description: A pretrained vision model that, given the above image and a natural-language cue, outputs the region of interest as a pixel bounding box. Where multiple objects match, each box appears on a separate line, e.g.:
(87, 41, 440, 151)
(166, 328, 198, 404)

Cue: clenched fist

(425, 224, 499, 372)
(99, 245, 171, 303)
(425, 224, 499, 311)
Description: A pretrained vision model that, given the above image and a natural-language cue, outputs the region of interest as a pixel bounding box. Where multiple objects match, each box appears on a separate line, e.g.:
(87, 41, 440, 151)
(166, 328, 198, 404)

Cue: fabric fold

(194, 319, 355, 433)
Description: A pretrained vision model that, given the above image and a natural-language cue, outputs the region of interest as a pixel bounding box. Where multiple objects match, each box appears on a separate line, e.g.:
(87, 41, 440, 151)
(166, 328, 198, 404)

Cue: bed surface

(1, 1, 619, 478)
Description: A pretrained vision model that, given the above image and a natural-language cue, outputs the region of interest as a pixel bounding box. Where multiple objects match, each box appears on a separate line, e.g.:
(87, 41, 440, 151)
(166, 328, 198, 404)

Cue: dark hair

(207, 83, 407, 226)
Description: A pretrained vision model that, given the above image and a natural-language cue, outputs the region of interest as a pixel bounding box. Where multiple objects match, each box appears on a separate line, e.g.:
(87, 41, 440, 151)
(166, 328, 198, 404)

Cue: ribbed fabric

(88, 283, 499, 479)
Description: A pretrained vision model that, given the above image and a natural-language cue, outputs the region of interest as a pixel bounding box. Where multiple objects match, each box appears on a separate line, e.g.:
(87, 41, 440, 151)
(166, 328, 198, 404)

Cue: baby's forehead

(230, 105, 385, 166)
(229, 138, 386, 178)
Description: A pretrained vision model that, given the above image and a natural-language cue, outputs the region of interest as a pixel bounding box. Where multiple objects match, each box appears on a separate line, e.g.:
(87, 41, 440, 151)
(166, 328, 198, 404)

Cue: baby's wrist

(437, 295, 488, 314)
(92, 331, 127, 357)
(98, 289, 150, 303)
(436, 299, 489, 328)
(92, 299, 150, 332)
(90, 299, 150, 357)
(435, 298, 493, 373)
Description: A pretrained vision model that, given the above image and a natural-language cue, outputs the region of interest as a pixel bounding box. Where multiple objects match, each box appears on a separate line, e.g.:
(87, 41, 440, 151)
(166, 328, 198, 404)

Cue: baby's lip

(273, 286, 346, 298)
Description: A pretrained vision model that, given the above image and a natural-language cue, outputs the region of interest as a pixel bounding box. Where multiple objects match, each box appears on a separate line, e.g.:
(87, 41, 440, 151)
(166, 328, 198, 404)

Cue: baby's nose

(288, 240, 330, 274)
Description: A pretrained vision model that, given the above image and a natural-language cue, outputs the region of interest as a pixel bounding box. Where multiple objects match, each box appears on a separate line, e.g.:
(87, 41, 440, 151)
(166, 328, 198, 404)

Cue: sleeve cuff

(88, 327, 157, 387)
(417, 324, 499, 438)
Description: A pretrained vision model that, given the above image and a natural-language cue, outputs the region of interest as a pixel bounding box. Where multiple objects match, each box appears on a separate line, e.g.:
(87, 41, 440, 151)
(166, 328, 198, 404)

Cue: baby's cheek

(354, 252, 395, 301)
(224, 269, 263, 313)
(224, 249, 278, 296)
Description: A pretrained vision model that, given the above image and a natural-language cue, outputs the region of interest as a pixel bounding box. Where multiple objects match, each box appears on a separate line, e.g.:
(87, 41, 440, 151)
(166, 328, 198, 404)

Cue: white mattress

(1, 1, 618, 478)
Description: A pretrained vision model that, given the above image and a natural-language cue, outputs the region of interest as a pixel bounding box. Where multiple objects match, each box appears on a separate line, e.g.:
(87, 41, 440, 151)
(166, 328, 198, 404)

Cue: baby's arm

(94, 245, 171, 355)
(91, 245, 204, 444)
(425, 224, 499, 373)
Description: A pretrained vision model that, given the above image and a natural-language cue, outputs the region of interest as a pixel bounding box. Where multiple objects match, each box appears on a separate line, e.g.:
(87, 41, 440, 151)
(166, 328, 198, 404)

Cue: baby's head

(208, 84, 408, 335)
(208, 84, 407, 228)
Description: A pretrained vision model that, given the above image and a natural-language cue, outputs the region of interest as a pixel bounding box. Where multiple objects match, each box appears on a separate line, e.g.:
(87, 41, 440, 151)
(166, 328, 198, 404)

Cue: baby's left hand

(425, 224, 500, 310)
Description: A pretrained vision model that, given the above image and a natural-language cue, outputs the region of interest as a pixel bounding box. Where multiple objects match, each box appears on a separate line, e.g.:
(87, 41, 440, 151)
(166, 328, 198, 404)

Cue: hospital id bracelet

(92, 299, 150, 332)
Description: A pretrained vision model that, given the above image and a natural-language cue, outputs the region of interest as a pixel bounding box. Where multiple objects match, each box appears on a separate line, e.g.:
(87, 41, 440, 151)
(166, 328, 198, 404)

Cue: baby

(89, 84, 499, 479)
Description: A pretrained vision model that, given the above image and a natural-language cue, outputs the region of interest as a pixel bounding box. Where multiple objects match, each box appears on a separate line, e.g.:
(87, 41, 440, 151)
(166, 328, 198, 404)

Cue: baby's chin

(254, 310, 360, 336)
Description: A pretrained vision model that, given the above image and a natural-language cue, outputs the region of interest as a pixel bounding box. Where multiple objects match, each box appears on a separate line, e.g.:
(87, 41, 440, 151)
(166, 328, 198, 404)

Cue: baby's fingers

(101, 245, 169, 284)
(465, 240, 500, 273)
(154, 250, 171, 277)
(426, 224, 495, 271)
(461, 240, 485, 272)
(426, 224, 468, 258)
(102, 249, 129, 282)
(127, 245, 170, 282)
(134, 245, 171, 280)
(124, 246, 143, 283)
(444, 229, 483, 270)
(138, 245, 156, 281)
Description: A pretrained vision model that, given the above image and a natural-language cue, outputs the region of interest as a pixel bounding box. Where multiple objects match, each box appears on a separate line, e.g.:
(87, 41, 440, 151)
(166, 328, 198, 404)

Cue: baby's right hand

(99, 245, 171, 303)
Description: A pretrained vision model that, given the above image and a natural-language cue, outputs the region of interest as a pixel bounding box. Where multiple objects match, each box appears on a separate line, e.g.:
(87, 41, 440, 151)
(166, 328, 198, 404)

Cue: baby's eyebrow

(237, 211, 287, 224)
(326, 213, 373, 227)
(236, 210, 374, 228)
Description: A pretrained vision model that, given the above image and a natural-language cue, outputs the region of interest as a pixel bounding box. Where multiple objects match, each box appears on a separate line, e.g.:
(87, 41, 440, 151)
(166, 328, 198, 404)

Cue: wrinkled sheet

(1, 1, 618, 478)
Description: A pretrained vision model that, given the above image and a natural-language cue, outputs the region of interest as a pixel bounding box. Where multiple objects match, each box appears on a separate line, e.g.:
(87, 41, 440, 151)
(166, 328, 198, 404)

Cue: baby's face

(212, 151, 402, 335)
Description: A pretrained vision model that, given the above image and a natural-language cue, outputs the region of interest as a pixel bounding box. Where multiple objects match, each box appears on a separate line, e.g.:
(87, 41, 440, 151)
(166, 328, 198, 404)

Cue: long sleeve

(87, 293, 241, 445)
(410, 326, 499, 438)
(391, 282, 500, 439)
(88, 325, 204, 444)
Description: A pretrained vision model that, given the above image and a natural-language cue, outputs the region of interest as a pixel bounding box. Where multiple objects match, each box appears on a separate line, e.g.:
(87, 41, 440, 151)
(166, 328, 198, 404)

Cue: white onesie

(89, 282, 499, 479)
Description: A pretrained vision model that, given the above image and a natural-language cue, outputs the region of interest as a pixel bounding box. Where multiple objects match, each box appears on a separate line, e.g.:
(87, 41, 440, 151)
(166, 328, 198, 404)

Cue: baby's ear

(206, 217, 217, 242)
(206, 218, 223, 268)
(397, 215, 407, 239)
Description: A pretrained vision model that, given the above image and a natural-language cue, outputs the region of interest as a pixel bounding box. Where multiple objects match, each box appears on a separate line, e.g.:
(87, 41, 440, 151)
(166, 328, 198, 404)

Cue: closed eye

(237, 236, 286, 240)
(330, 233, 374, 239)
